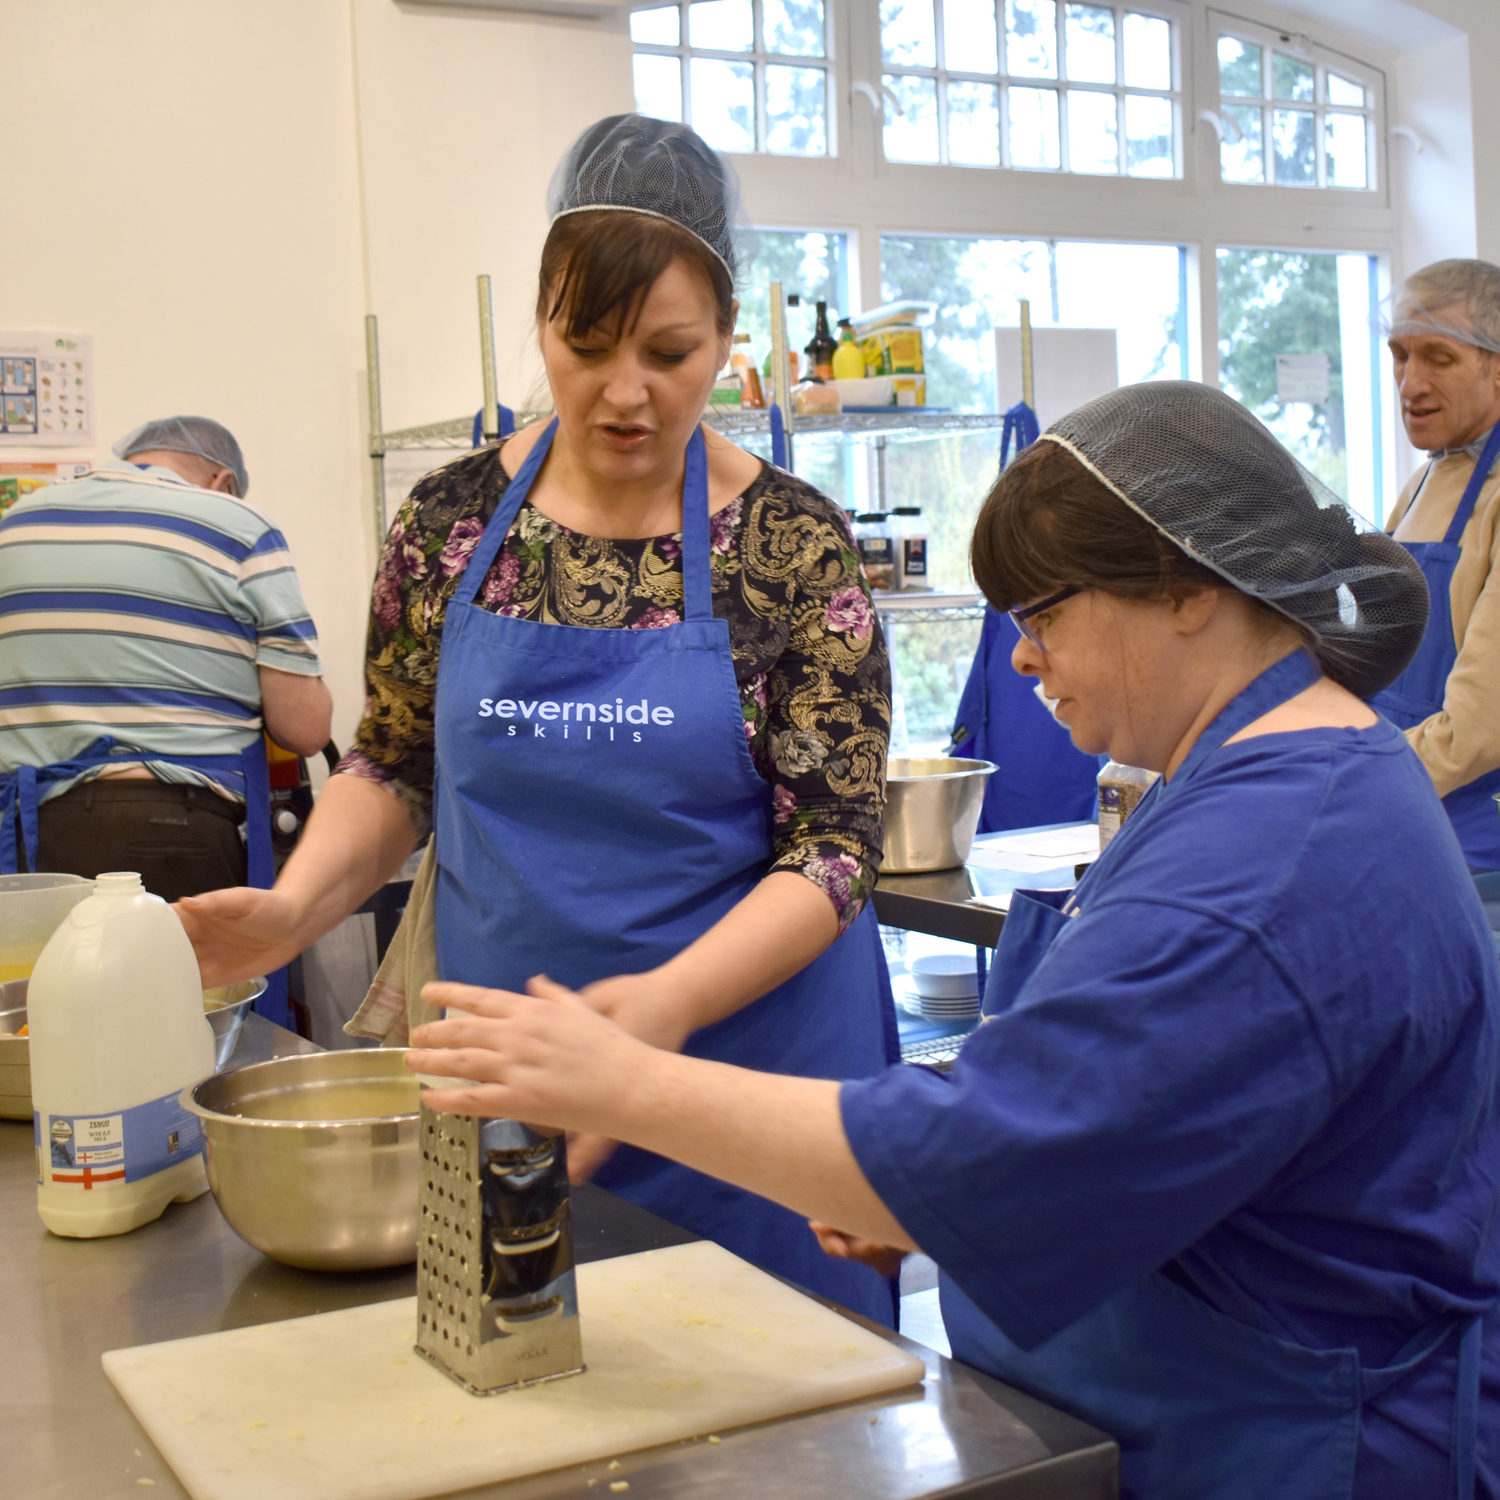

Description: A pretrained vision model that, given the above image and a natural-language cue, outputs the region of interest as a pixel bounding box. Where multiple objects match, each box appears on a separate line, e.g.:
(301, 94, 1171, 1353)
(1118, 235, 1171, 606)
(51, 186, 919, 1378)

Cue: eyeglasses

(1009, 586, 1083, 649)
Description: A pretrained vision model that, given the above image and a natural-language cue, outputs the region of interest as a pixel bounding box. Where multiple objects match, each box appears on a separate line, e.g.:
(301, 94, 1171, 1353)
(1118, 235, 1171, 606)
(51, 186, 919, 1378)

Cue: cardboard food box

(859, 328, 924, 376)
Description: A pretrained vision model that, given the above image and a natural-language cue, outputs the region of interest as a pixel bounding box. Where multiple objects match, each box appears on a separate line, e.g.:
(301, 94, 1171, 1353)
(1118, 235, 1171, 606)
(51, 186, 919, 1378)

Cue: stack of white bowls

(908, 954, 981, 1022)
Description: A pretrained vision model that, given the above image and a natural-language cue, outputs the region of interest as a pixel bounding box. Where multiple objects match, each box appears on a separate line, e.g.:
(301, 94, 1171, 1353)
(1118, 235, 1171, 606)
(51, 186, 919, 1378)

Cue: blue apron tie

(1371, 422, 1500, 870)
(432, 419, 898, 1325)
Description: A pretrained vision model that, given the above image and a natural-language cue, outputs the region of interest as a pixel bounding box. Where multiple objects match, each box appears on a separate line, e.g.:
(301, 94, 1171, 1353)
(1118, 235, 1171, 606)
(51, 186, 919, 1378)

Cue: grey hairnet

(1040, 382, 1428, 698)
(547, 114, 739, 279)
(113, 415, 248, 498)
(1383, 257, 1500, 354)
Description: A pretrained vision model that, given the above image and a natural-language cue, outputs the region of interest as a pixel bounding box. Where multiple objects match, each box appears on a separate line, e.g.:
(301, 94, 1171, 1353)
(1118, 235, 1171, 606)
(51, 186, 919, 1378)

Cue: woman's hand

(808, 1221, 907, 1279)
(408, 975, 657, 1136)
(174, 886, 310, 988)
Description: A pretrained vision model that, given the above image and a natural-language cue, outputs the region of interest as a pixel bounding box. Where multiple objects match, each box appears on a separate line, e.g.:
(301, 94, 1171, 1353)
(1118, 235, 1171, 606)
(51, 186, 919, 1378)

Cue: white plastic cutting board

(103, 1240, 925, 1500)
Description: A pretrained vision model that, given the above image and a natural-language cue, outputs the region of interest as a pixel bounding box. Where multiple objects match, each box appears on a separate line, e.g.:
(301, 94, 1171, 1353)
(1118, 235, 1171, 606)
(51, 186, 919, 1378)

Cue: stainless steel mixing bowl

(0, 977, 266, 1121)
(183, 1049, 421, 1272)
(882, 756, 998, 874)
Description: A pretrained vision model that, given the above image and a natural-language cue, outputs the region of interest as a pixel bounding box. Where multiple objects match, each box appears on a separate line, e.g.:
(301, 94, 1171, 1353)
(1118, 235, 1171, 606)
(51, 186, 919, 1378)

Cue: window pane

(1219, 103, 1263, 182)
(1064, 4, 1115, 83)
(947, 80, 1000, 164)
(1272, 52, 1314, 102)
(1006, 0, 1057, 78)
(634, 53, 684, 123)
(1067, 89, 1118, 173)
(1325, 112, 1367, 188)
(766, 65, 828, 155)
(630, 6, 680, 45)
(691, 57, 756, 152)
(1272, 107, 1316, 185)
(1054, 241, 1186, 382)
(1008, 85, 1060, 168)
(883, 73, 940, 161)
(1217, 248, 1381, 510)
(1124, 92, 1172, 177)
(1326, 72, 1365, 108)
(1123, 12, 1170, 90)
(764, 0, 825, 57)
(944, 0, 999, 75)
(1218, 36, 1261, 97)
(881, 0, 937, 67)
(690, 0, 753, 51)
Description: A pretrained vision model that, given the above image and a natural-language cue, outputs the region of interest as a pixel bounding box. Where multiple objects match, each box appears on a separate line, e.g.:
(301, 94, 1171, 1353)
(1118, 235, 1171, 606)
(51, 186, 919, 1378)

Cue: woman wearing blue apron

(1370, 421, 1500, 871)
(180, 116, 898, 1323)
(412, 384, 1500, 1500)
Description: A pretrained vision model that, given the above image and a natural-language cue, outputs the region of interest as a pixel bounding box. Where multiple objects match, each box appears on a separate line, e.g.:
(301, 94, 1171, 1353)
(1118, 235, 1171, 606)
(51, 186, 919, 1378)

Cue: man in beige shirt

(1378, 257, 1500, 870)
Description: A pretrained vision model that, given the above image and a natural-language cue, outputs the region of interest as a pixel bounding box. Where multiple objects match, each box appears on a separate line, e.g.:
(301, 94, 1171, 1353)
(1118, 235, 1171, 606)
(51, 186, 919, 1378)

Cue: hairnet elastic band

(550, 204, 733, 280)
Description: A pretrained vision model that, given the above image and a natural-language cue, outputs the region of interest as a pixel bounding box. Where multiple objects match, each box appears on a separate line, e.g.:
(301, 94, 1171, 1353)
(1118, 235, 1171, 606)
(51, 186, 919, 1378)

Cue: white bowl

(909, 953, 980, 1000)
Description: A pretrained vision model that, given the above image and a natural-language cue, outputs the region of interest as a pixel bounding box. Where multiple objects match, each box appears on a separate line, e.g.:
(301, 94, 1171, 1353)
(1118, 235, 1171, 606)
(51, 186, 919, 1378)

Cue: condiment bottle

(804, 299, 837, 381)
(29, 871, 216, 1237)
(831, 318, 864, 380)
(731, 333, 764, 408)
(889, 506, 929, 591)
(854, 512, 896, 593)
(1097, 761, 1159, 850)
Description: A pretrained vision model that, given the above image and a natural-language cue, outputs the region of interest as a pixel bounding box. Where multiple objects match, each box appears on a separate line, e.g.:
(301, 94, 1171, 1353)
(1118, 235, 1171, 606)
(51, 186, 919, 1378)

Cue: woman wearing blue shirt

(409, 382, 1500, 1500)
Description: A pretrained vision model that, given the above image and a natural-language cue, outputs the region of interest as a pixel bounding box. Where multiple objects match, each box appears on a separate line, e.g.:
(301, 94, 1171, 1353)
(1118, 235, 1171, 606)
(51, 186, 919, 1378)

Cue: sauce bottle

(804, 300, 837, 381)
(832, 318, 865, 380)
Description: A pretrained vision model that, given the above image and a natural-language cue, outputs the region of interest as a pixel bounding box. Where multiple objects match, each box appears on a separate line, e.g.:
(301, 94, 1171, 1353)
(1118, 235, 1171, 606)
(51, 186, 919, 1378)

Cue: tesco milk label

(35, 1089, 204, 1189)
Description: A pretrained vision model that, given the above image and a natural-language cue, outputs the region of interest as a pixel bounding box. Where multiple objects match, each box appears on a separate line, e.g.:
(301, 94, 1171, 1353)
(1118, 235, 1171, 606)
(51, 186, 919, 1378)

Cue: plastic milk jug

(30, 872, 216, 1237)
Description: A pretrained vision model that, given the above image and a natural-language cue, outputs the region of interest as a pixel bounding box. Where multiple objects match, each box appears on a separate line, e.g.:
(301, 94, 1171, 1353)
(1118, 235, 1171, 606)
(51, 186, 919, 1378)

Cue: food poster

(0, 460, 90, 516)
(0, 332, 93, 444)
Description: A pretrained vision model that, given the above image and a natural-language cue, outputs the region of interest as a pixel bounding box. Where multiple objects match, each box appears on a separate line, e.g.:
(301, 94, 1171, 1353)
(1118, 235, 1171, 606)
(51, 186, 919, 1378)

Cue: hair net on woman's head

(1039, 381, 1428, 697)
(1384, 257, 1500, 354)
(547, 113, 740, 279)
(113, 415, 249, 497)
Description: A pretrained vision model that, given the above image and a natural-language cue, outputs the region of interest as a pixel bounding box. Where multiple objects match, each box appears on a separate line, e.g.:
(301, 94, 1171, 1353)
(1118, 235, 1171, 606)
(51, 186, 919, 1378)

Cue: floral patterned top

(339, 441, 891, 930)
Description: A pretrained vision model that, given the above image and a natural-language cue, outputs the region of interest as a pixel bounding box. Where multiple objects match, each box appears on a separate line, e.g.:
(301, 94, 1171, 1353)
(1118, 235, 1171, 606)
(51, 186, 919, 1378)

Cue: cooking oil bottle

(29, 872, 216, 1237)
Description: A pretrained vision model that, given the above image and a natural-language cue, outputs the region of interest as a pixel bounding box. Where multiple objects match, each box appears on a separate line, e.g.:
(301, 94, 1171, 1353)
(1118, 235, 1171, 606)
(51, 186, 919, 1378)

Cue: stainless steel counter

(3, 1014, 1117, 1499)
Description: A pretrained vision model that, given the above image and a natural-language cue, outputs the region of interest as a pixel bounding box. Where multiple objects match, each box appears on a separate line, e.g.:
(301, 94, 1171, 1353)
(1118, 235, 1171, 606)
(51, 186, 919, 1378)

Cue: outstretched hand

(407, 975, 658, 1138)
(174, 886, 306, 987)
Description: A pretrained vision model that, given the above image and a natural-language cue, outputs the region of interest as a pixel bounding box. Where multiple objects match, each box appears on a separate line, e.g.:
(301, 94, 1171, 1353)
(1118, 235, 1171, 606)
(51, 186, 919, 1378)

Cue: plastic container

(854, 512, 896, 592)
(889, 507, 929, 591)
(1097, 761, 1159, 850)
(832, 319, 864, 380)
(29, 871, 216, 1238)
(0, 873, 92, 982)
(730, 333, 764, 408)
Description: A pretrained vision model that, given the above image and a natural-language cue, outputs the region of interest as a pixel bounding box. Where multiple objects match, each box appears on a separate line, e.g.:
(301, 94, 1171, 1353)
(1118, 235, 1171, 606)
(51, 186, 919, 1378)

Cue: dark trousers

(23, 778, 247, 904)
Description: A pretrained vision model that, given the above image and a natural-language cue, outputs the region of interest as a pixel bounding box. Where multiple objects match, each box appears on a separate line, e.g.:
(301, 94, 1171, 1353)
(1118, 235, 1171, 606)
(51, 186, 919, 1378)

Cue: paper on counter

(966, 824, 1099, 873)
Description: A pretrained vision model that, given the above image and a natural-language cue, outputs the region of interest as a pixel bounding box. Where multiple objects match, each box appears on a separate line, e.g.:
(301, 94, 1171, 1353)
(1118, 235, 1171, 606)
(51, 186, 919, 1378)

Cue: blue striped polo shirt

(0, 461, 322, 805)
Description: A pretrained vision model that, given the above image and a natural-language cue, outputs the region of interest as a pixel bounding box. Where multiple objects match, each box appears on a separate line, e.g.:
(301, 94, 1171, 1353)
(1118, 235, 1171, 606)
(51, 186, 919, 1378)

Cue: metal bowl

(0, 977, 267, 1121)
(182, 1049, 421, 1272)
(882, 756, 997, 874)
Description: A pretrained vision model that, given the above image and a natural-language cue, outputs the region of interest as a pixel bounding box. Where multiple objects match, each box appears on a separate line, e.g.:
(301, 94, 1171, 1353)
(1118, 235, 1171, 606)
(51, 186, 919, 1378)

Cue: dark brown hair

(971, 439, 1224, 611)
(537, 210, 735, 341)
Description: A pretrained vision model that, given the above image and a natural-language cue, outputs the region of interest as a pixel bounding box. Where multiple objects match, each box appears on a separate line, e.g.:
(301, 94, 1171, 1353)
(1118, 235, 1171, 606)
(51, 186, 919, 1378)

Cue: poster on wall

(0, 332, 93, 444)
(0, 460, 91, 516)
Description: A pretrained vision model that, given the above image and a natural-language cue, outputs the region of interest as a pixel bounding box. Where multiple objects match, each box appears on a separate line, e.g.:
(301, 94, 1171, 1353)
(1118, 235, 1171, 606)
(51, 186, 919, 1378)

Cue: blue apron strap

(1443, 424, 1500, 546)
(680, 428, 713, 623)
(453, 419, 557, 608)
(17, 764, 40, 874)
(769, 402, 787, 469)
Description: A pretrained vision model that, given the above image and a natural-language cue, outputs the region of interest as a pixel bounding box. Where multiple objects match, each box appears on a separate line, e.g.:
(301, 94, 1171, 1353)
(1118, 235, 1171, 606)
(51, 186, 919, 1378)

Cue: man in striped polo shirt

(0, 416, 332, 901)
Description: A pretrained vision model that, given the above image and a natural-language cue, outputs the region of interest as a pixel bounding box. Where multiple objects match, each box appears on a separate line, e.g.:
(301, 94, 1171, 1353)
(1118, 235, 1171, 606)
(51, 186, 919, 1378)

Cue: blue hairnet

(113, 415, 249, 498)
(547, 114, 740, 278)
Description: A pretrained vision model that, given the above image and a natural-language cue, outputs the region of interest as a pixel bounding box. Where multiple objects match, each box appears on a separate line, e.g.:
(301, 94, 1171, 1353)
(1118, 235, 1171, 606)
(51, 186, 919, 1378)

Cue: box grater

(414, 1104, 585, 1394)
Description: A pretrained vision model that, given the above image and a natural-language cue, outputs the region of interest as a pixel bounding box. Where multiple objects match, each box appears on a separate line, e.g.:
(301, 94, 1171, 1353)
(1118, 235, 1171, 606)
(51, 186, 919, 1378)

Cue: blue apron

(432, 421, 899, 1325)
(0, 734, 285, 1023)
(967, 650, 1482, 1500)
(950, 608, 1099, 833)
(1371, 423, 1500, 872)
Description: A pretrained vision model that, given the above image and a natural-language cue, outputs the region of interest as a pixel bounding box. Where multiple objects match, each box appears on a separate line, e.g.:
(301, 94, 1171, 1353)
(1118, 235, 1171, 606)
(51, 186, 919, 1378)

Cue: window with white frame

(878, 0, 1180, 176)
(1212, 15, 1380, 190)
(630, 1, 832, 156)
